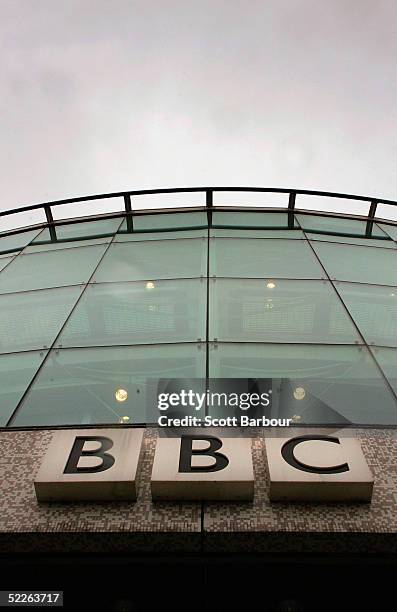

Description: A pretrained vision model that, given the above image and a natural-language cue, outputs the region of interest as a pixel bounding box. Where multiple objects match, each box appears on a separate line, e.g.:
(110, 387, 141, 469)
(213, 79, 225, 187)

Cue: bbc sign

(34, 429, 374, 503)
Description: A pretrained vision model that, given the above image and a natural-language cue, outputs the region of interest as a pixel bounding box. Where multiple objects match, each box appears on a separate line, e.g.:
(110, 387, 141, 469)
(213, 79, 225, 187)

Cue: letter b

(178, 435, 229, 473)
(64, 436, 115, 474)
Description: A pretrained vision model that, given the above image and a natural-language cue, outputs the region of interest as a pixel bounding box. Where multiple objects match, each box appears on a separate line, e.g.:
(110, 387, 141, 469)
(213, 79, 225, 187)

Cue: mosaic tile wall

(0, 427, 396, 554)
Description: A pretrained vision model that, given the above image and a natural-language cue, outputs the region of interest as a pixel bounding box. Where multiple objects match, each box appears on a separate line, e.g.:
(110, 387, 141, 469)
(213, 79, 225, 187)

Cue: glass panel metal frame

(58, 279, 207, 348)
(210, 278, 362, 344)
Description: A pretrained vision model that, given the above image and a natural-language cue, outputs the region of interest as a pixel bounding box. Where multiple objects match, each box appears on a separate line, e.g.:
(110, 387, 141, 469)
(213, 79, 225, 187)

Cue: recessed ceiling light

(115, 388, 128, 402)
(293, 387, 306, 400)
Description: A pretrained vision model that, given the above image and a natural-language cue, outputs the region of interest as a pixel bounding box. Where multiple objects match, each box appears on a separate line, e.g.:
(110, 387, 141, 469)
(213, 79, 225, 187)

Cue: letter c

(281, 435, 349, 474)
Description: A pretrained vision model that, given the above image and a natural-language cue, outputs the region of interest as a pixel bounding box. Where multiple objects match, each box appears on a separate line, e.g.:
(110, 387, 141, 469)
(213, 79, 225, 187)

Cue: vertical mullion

(124, 194, 133, 233)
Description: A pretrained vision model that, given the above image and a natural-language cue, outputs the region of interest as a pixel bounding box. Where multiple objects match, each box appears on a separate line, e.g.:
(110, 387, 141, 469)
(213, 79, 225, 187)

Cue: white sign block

(151, 435, 254, 501)
(265, 436, 374, 502)
(35, 428, 144, 502)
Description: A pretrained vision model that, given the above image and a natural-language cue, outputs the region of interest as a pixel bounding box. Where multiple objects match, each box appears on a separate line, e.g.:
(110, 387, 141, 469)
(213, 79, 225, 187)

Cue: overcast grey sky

(1, 0, 396, 221)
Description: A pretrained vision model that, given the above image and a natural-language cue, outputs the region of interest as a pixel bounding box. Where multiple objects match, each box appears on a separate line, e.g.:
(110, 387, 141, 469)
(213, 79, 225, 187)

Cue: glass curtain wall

(0, 210, 396, 426)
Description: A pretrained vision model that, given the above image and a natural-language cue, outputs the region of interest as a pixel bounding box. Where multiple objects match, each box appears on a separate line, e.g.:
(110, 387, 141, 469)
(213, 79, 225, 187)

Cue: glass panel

(11, 344, 205, 426)
(0, 228, 41, 254)
(133, 211, 207, 232)
(297, 214, 387, 238)
(370, 347, 397, 397)
(26, 219, 122, 253)
(31, 218, 122, 245)
(0, 244, 107, 294)
(211, 228, 305, 239)
(58, 279, 206, 347)
(336, 282, 397, 347)
(0, 256, 13, 273)
(210, 343, 397, 424)
(379, 223, 397, 241)
(0, 286, 83, 354)
(116, 228, 206, 242)
(25, 236, 112, 253)
(311, 241, 397, 285)
(306, 232, 395, 248)
(210, 238, 324, 279)
(93, 239, 207, 282)
(0, 351, 48, 426)
(212, 211, 296, 228)
(210, 279, 361, 344)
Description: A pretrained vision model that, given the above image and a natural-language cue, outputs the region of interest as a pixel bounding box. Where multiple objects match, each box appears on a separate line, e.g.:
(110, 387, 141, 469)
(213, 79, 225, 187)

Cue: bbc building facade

(0, 187, 397, 611)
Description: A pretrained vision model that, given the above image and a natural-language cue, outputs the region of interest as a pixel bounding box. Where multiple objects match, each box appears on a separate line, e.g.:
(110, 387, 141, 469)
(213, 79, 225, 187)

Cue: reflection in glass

(210, 238, 324, 279)
(0, 244, 107, 294)
(0, 256, 14, 273)
(0, 286, 83, 354)
(213, 211, 297, 228)
(337, 282, 397, 347)
(115, 228, 206, 242)
(11, 344, 205, 426)
(0, 351, 48, 426)
(59, 279, 206, 347)
(370, 346, 397, 397)
(312, 241, 397, 285)
(210, 279, 361, 344)
(0, 228, 41, 254)
(1, 206, 397, 429)
(25, 237, 112, 253)
(297, 214, 388, 238)
(210, 343, 397, 424)
(379, 223, 397, 241)
(93, 239, 207, 282)
(27, 218, 122, 252)
(210, 228, 305, 239)
(306, 232, 395, 248)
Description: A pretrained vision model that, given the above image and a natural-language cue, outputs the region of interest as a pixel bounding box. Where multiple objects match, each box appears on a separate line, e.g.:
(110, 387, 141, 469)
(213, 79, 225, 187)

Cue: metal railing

(1, 187, 397, 236)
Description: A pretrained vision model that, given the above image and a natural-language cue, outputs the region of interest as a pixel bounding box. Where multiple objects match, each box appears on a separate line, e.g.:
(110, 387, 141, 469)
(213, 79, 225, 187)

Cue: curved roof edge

(1, 186, 397, 237)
